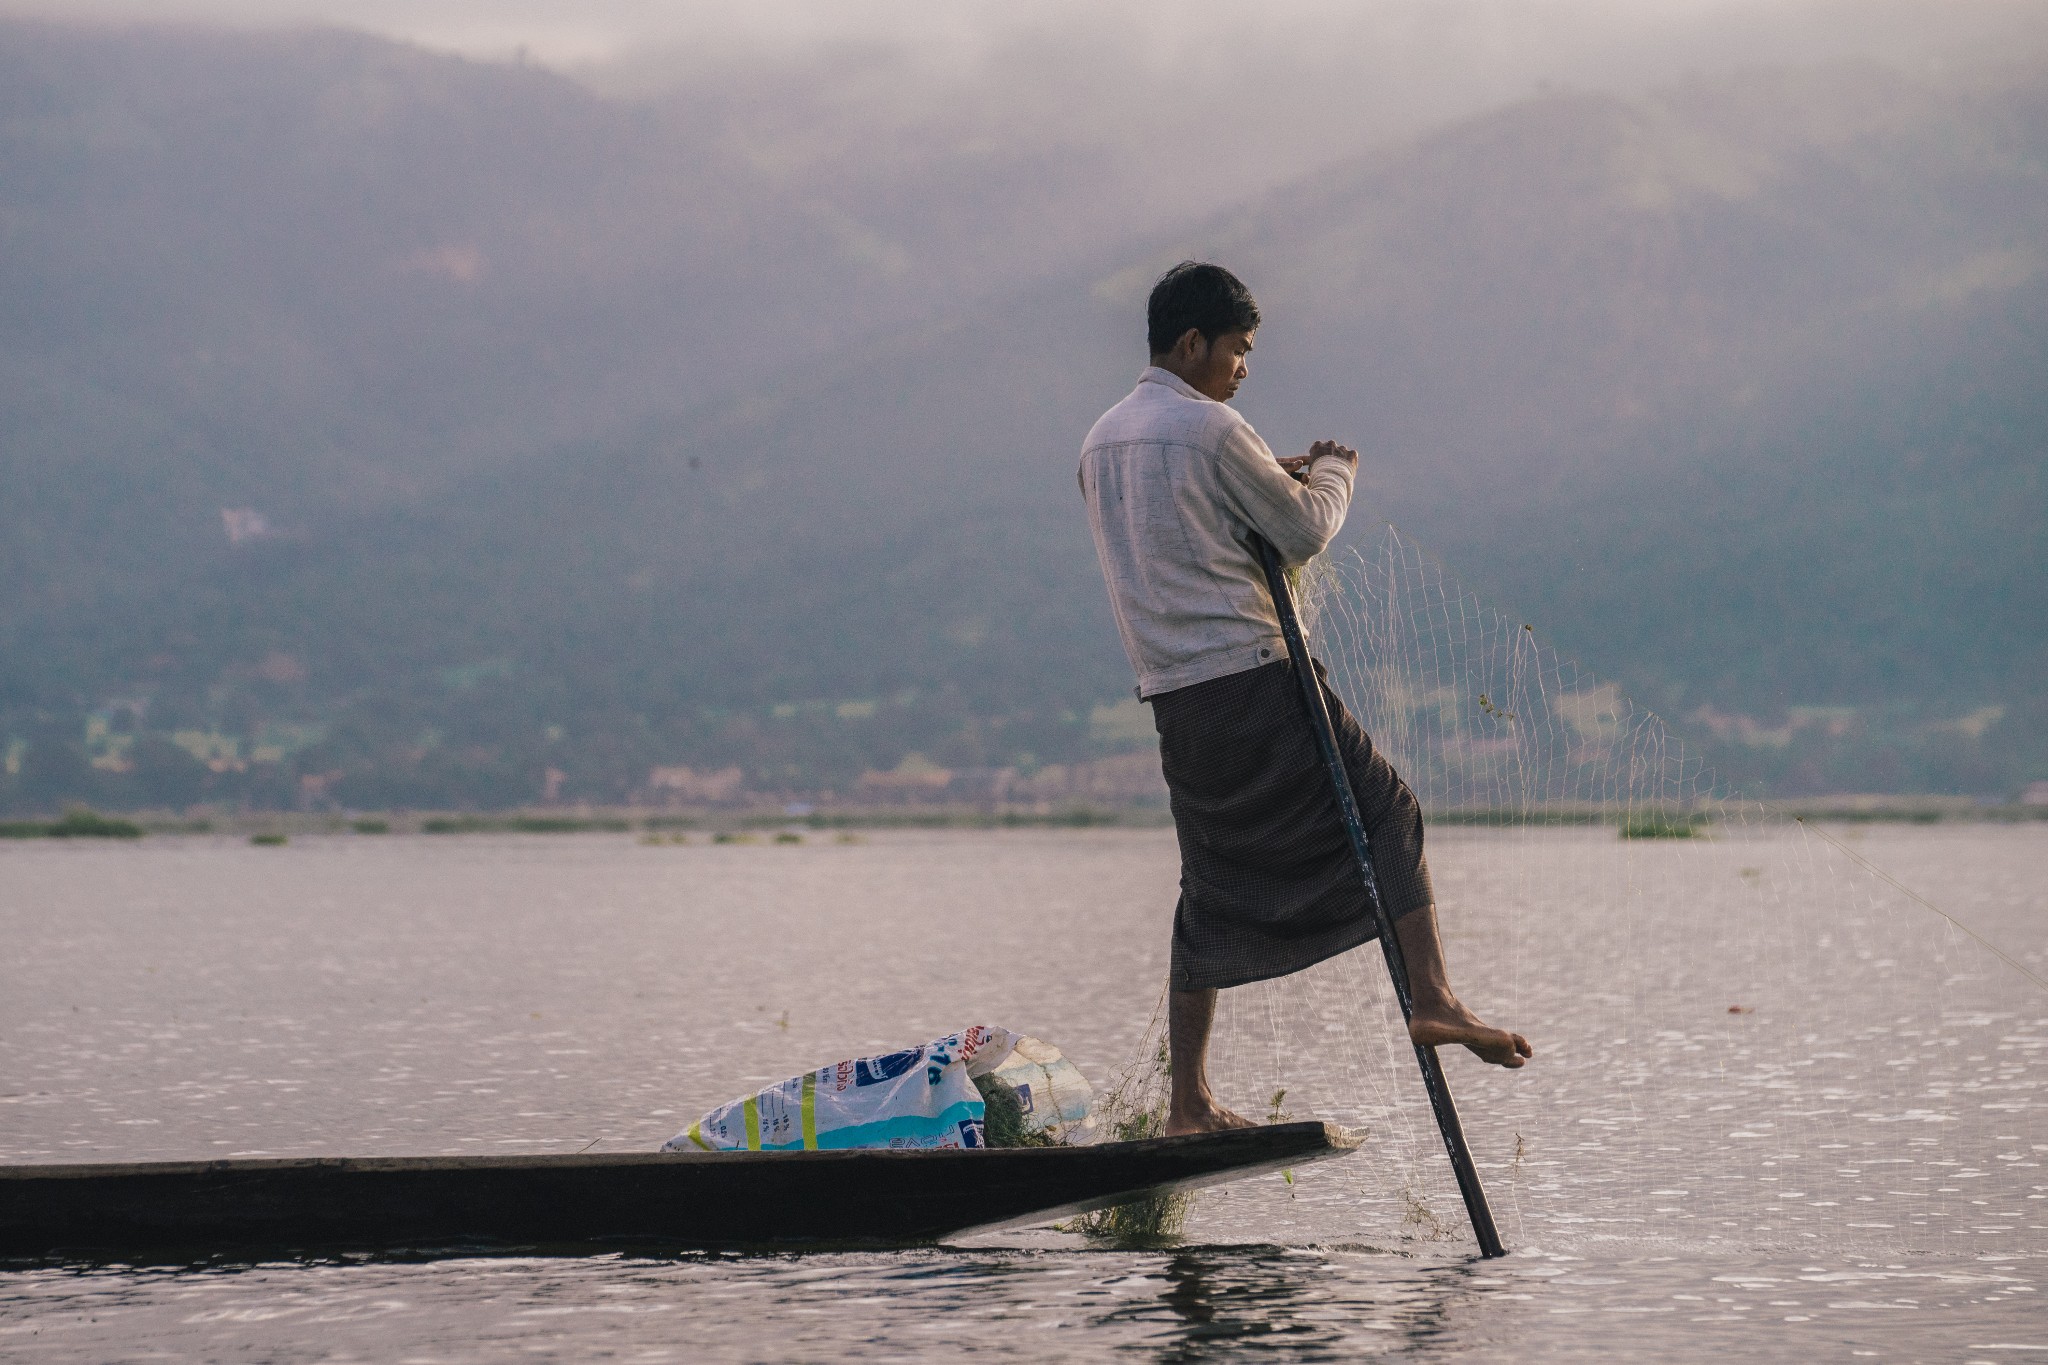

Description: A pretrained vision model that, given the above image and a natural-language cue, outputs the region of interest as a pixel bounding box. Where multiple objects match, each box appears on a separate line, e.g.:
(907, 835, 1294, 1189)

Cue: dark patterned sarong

(1154, 658, 1433, 991)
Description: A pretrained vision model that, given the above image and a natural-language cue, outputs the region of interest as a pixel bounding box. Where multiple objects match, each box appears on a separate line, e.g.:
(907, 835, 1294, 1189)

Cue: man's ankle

(1409, 986, 1458, 1017)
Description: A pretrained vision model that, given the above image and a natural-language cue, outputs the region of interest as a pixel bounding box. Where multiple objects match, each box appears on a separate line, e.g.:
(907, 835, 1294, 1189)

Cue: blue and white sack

(663, 1025, 1091, 1153)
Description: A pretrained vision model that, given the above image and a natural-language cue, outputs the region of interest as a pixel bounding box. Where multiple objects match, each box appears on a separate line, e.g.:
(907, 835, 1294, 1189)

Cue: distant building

(867, 753, 1168, 806)
(855, 753, 954, 796)
(173, 729, 245, 773)
(645, 765, 746, 804)
(1008, 754, 1167, 804)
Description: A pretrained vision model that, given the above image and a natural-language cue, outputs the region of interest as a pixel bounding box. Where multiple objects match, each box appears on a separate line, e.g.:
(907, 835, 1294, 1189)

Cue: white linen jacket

(1079, 367, 1356, 698)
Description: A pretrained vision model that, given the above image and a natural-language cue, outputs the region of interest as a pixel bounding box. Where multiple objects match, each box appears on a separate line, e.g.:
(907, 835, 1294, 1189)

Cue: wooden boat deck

(0, 1120, 1358, 1261)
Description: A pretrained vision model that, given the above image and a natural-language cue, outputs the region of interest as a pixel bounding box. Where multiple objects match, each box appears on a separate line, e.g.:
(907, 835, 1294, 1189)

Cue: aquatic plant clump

(1619, 812, 1707, 839)
(1064, 1019, 1193, 1243)
(420, 815, 632, 834)
(1, 808, 146, 839)
(972, 1073, 1057, 1148)
(1067, 1114, 1193, 1244)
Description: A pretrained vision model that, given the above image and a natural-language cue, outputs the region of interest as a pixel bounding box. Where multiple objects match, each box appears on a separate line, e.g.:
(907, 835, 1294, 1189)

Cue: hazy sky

(6, 0, 2041, 76)
(0, 1, 1633, 63)
(0, 0, 1247, 64)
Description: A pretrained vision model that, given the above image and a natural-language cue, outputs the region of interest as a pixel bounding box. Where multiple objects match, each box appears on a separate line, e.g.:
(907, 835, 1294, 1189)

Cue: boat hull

(0, 1121, 1356, 1261)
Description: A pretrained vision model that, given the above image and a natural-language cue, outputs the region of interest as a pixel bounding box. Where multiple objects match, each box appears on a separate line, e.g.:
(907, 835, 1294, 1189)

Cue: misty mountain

(2, 21, 2043, 809)
(1216, 65, 2048, 711)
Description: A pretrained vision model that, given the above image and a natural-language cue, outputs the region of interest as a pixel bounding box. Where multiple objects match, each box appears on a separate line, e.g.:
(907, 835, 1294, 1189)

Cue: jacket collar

(1138, 365, 1213, 402)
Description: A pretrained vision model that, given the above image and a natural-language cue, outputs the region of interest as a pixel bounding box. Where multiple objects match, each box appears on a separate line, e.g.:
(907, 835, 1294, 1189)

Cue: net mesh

(1087, 527, 2045, 1257)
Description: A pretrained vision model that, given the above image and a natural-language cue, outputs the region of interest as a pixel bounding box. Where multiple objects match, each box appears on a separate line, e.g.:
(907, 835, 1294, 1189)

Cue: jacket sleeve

(1211, 418, 1355, 565)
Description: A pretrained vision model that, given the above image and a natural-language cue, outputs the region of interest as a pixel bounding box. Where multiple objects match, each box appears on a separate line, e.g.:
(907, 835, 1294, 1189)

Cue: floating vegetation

(420, 815, 631, 835)
(52, 808, 145, 839)
(1, 808, 146, 839)
(1429, 808, 1605, 827)
(712, 831, 759, 845)
(1619, 812, 1706, 839)
(351, 818, 390, 834)
(249, 832, 288, 846)
(771, 807, 1163, 832)
(1400, 1187, 1454, 1240)
(834, 832, 865, 844)
(773, 831, 803, 844)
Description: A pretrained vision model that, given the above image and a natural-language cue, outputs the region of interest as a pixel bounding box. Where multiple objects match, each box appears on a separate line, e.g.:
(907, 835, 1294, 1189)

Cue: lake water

(1, 825, 2042, 1361)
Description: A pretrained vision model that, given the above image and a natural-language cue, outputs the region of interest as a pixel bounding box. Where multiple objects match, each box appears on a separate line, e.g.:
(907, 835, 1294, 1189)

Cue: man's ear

(1174, 328, 1206, 363)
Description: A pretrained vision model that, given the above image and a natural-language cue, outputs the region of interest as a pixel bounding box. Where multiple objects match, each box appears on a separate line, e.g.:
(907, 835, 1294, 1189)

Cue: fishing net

(1085, 526, 2045, 1257)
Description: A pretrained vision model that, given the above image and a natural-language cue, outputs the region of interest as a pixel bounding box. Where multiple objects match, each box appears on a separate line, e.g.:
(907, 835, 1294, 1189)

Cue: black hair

(1147, 261, 1260, 356)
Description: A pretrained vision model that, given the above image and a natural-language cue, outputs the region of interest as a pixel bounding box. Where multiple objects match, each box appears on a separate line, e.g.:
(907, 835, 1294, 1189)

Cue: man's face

(1184, 328, 1254, 402)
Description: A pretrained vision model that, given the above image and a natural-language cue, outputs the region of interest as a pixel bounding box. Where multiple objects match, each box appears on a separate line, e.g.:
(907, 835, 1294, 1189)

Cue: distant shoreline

(4, 797, 2043, 841)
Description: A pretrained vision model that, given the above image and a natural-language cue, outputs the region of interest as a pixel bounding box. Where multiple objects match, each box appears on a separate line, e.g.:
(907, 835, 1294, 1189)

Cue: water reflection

(3, 1240, 2041, 1361)
(1149, 1249, 1320, 1355)
(1088, 1246, 1505, 1360)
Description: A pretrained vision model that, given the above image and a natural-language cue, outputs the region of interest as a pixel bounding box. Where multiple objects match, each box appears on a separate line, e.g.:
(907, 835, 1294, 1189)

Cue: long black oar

(1251, 533, 1506, 1258)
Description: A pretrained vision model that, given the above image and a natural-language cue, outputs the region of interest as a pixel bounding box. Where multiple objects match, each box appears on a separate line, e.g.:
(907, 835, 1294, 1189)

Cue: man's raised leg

(1396, 905, 1533, 1067)
(1164, 987, 1256, 1135)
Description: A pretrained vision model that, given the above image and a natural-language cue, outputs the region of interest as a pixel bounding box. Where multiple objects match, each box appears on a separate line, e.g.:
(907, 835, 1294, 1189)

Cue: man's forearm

(1235, 460, 1353, 562)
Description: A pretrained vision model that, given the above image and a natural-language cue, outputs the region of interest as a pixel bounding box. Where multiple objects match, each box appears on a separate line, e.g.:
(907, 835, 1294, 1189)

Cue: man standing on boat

(1079, 262, 1533, 1135)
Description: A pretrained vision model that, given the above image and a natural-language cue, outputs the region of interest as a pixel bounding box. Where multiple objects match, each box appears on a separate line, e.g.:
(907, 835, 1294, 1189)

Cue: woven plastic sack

(662, 1025, 1091, 1152)
(979, 1034, 1097, 1145)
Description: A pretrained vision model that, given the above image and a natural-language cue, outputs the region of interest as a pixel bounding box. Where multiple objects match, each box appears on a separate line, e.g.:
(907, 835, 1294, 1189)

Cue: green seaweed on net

(1061, 1015, 1194, 1244)
(972, 1073, 1057, 1149)
(1064, 1103, 1193, 1244)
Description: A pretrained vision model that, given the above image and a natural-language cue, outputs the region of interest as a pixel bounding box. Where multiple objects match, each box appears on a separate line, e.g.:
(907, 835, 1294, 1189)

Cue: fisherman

(1080, 262, 1533, 1136)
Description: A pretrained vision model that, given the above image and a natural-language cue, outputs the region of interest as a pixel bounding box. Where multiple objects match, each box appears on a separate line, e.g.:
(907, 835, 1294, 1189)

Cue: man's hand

(1278, 440, 1359, 481)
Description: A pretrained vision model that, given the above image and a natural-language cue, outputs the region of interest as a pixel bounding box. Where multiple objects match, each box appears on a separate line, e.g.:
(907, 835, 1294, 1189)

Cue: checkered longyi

(1152, 658, 1433, 991)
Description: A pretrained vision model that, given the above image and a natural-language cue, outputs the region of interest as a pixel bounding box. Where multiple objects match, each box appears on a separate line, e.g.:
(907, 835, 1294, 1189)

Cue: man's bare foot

(1163, 1100, 1259, 1137)
(1408, 994, 1533, 1068)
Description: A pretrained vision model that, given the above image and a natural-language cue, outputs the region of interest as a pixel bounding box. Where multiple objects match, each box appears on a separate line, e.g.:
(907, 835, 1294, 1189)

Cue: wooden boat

(0, 1120, 1356, 1261)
